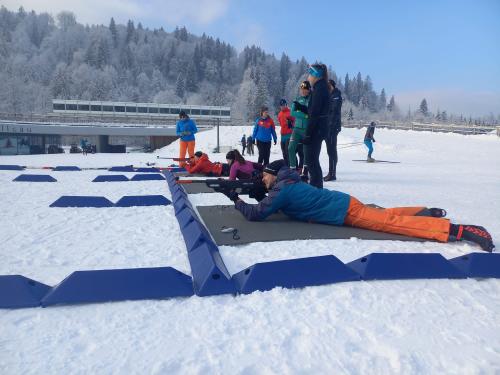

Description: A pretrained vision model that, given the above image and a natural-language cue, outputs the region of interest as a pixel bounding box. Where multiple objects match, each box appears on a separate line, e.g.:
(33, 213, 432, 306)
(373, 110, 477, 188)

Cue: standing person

(80, 138, 87, 155)
(252, 106, 277, 165)
(289, 80, 311, 178)
(176, 111, 198, 167)
(303, 63, 330, 188)
(324, 79, 343, 181)
(277, 99, 294, 166)
(364, 121, 376, 162)
(241, 134, 247, 156)
(246, 135, 254, 156)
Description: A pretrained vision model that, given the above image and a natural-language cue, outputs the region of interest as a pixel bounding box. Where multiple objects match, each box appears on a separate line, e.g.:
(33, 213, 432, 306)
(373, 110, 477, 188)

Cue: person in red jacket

(277, 98, 295, 166)
(185, 151, 229, 176)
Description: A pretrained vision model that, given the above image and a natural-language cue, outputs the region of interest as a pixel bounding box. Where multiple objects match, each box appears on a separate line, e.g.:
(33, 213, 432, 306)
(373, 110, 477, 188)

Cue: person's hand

(302, 135, 311, 145)
(372, 139, 376, 143)
(223, 190, 239, 202)
(273, 141, 277, 146)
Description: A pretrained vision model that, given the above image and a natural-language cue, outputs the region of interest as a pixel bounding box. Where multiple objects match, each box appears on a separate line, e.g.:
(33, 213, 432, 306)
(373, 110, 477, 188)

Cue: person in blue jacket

(176, 111, 198, 167)
(252, 106, 277, 165)
(222, 159, 494, 252)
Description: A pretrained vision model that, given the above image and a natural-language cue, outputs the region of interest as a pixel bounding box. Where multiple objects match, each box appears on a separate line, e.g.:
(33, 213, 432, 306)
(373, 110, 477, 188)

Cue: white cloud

(395, 88, 500, 117)
(1, 0, 230, 26)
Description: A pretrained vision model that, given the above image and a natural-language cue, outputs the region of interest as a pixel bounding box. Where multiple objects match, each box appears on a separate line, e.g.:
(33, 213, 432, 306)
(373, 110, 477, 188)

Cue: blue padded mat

(52, 166, 82, 171)
(115, 195, 171, 207)
(41, 267, 193, 306)
(93, 175, 129, 182)
(108, 166, 135, 172)
(450, 253, 500, 278)
(0, 165, 24, 170)
(135, 167, 160, 173)
(13, 174, 57, 182)
(50, 196, 114, 207)
(130, 173, 165, 181)
(0, 275, 51, 308)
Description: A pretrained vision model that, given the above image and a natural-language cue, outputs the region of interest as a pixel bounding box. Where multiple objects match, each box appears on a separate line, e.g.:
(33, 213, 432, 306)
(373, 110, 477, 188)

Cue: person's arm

(271, 119, 277, 144)
(176, 121, 182, 136)
(234, 185, 286, 221)
(252, 120, 258, 140)
(187, 159, 203, 174)
(228, 163, 238, 180)
(191, 120, 198, 135)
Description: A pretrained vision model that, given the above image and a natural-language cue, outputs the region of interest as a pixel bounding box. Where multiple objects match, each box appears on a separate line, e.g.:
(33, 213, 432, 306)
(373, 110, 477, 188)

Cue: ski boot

(451, 224, 495, 252)
(323, 173, 336, 182)
(367, 157, 375, 163)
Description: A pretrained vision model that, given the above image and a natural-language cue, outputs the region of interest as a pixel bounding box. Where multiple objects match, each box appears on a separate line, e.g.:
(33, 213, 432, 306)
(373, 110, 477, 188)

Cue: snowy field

(1, 126, 500, 374)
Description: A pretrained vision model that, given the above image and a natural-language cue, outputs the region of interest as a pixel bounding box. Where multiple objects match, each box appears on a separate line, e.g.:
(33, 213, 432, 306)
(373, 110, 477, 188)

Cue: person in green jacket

(289, 80, 311, 179)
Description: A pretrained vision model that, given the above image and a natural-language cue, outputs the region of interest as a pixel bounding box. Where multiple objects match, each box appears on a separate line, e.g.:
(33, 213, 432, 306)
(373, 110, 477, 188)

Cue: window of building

(221, 110, 230, 117)
(53, 103, 65, 110)
(159, 108, 169, 114)
(190, 109, 200, 115)
(114, 106, 125, 112)
(91, 105, 102, 111)
(201, 109, 210, 116)
(78, 105, 90, 111)
(138, 107, 148, 113)
(103, 105, 114, 112)
(210, 110, 221, 116)
(66, 104, 77, 110)
(171, 108, 180, 114)
(126, 106, 137, 113)
(148, 107, 159, 113)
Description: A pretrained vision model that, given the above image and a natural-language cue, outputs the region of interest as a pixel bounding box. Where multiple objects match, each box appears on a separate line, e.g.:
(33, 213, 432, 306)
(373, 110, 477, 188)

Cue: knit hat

(179, 110, 187, 118)
(279, 98, 287, 106)
(194, 151, 203, 158)
(263, 159, 286, 176)
(226, 150, 235, 160)
(308, 64, 325, 78)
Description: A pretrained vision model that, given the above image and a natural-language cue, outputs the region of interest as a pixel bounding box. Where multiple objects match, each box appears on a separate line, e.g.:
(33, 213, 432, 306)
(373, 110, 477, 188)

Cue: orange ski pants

(179, 140, 195, 167)
(344, 197, 450, 242)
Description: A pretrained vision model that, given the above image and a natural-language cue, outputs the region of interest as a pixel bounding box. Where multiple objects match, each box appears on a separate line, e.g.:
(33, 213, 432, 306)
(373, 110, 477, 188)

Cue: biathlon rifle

(176, 178, 267, 201)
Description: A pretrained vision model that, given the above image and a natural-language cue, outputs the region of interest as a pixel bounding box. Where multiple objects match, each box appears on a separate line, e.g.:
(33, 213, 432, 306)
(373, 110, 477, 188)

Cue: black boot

(300, 167, 309, 183)
(323, 173, 336, 182)
(450, 224, 495, 252)
(416, 207, 447, 218)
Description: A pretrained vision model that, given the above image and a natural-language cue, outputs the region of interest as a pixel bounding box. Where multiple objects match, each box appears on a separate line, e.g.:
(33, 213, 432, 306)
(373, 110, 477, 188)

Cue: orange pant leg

(187, 140, 195, 158)
(344, 197, 450, 242)
(383, 207, 426, 216)
(179, 141, 188, 167)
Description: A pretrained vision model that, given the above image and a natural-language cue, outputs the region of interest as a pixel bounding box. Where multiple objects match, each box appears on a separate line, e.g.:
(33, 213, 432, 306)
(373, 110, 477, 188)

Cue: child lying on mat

(185, 151, 229, 177)
(221, 160, 495, 252)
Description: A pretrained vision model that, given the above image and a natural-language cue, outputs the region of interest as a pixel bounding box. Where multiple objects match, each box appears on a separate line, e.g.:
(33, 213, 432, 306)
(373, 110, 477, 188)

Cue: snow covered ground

(1, 126, 499, 374)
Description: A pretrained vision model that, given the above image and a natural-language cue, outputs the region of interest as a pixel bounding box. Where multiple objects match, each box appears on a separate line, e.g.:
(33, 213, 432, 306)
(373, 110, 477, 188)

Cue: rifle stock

(176, 178, 267, 201)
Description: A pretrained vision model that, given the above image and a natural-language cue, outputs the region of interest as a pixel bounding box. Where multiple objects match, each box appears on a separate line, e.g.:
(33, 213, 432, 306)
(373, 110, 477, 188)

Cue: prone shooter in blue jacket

(222, 159, 494, 252)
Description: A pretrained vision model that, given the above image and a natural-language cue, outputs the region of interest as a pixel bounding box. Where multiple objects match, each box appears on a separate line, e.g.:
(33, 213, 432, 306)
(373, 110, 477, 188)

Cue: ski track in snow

(1, 126, 499, 374)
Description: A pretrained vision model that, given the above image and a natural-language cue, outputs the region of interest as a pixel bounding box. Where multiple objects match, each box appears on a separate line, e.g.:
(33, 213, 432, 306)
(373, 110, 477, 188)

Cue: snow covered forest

(0, 6, 497, 125)
(0, 6, 398, 122)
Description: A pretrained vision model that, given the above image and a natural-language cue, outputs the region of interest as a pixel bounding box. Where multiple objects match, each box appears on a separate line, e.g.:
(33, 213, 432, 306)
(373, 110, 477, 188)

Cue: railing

(344, 121, 497, 136)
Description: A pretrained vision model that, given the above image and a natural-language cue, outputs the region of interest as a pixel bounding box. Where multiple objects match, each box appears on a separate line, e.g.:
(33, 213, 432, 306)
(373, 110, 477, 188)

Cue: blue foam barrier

(115, 195, 171, 207)
(173, 197, 193, 215)
(41, 267, 193, 306)
(188, 242, 236, 296)
(130, 173, 165, 181)
(135, 167, 160, 173)
(52, 166, 82, 171)
(449, 253, 500, 278)
(92, 175, 129, 182)
(0, 164, 24, 170)
(167, 167, 186, 172)
(13, 174, 57, 182)
(347, 253, 466, 280)
(108, 166, 135, 172)
(50, 196, 114, 208)
(232, 255, 361, 294)
(0, 275, 51, 308)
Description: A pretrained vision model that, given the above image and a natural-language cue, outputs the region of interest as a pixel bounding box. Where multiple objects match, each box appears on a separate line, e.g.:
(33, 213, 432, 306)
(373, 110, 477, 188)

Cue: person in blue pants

(364, 121, 376, 162)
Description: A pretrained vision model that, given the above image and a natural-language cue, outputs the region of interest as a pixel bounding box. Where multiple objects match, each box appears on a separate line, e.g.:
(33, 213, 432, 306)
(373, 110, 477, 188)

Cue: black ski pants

(257, 140, 271, 165)
(325, 131, 339, 177)
(305, 135, 324, 188)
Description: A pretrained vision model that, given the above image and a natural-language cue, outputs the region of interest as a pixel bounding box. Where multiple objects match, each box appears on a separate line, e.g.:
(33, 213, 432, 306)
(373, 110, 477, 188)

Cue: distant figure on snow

(252, 106, 277, 165)
(246, 135, 254, 156)
(364, 121, 376, 162)
(176, 111, 198, 167)
(241, 134, 247, 156)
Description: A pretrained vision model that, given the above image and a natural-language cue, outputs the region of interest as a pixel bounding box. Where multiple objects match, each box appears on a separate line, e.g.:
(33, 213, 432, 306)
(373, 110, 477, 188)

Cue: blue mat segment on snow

(347, 253, 466, 280)
(41, 267, 193, 306)
(13, 174, 57, 182)
(115, 195, 171, 207)
(50, 196, 114, 208)
(165, 170, 236, 296)
(450, 253, 500, 278)
(0, 275, 51, 308)
(52, 166, 82, 171)
(232, 255, 361, 294)
(0, 164, 25, 170)
(135, 167, 160, 173)
(92, 175, 129, 182)
(108, 166, 135, 172)
(130, 173, 165, 181)
(168, 167, 186, 172)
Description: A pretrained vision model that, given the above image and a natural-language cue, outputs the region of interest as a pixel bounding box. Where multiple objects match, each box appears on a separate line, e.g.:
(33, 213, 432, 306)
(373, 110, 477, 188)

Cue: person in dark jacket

(364, 121, 376, 162)
(304, 63, 330, 188)
(246, 135, 254, 156)
(223, 160, 495, 252)
(241, 134, 247, 156)
(324, 79, 343, 181)
(252, 106, 277, 165)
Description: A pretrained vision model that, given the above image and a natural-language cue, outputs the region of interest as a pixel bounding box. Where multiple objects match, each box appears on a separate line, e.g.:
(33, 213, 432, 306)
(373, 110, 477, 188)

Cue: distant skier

(241, 134, 247, 156)
(277, 99, 294, 166)
(324, 79, 343, 181)
(252, 106, 277, 165)
(80, 138, 88, 155)
(176, 111, 198, 167)
(246, 135, 254, 156)
(364, 121, 376, 162)
(223, 160, 495, 252)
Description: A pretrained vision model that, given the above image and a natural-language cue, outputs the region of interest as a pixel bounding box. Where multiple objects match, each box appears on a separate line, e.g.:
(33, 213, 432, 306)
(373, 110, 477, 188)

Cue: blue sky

(4, 0, 500, 115)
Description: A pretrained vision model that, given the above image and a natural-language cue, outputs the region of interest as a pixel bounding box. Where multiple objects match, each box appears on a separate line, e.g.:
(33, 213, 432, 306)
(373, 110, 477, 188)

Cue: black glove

(302, 135, 311, 145)
(273, 140, 277, 145)
(223, 189, 239, 202)
(287, 119, 294, 129)
(293, 101, 309, 114)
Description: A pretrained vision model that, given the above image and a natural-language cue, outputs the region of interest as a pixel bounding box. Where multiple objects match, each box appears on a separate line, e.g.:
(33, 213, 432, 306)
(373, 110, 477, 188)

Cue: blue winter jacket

(176, 118, 198, 142)
(235, 167, 351, 224)
(252, 117, 277, 143)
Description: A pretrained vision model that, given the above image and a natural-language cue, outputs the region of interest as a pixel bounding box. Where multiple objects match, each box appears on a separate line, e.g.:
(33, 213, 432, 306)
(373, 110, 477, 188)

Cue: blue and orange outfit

(235, 165, 452, 243)
(176, 117, 198, 167)
(252, 116, 277, 165)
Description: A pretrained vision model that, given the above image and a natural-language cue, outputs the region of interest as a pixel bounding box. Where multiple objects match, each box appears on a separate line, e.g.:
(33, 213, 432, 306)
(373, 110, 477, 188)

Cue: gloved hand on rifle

(222, 189, 239, 203)
(293, 101, 309, 115)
